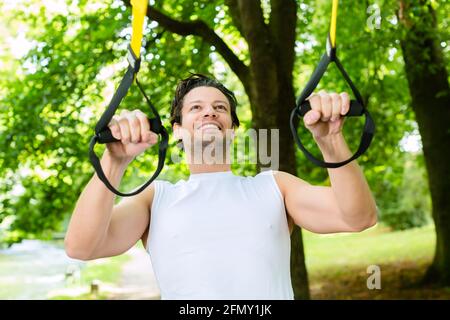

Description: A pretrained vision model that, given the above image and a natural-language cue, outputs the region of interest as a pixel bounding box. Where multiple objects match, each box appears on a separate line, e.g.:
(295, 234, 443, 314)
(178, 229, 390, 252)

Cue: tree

(398, 0, 450, 285)
(2, 0, 443, 298)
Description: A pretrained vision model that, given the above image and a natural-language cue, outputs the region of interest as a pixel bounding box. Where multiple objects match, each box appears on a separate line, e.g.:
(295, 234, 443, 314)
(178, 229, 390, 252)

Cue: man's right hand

(106, 109, 159, 163)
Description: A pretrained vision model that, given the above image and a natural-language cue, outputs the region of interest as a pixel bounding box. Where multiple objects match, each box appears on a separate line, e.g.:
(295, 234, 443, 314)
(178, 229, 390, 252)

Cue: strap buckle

(326, 35, 336, 61)
(127, 44, 141, 73)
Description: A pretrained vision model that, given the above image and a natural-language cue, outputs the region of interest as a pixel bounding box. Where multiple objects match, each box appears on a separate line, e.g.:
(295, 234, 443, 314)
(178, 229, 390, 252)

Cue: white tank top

(147, 170, 294, 300)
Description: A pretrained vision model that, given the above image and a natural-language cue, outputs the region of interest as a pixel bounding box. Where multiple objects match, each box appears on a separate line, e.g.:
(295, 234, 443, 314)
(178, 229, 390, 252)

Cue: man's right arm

(65, 151, 154, 260)
(64, 109, 158, 260)
(64, 150, 154, 260)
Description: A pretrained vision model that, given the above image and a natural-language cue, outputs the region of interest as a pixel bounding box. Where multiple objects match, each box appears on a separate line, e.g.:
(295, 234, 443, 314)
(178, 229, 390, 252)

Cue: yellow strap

(130, 0, 148, 58)
(329, 0, 338, 48)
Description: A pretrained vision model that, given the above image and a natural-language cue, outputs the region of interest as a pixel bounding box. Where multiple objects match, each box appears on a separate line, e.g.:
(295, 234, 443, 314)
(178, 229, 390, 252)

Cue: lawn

(48, 254, 131, 300)
(302, 224, 450, 299)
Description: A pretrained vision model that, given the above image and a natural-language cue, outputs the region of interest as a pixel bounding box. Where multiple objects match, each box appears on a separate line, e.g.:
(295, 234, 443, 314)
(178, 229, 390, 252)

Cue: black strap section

(334, 56, 364, 105)
(95, 46, 140, 135)
(290, 35, 375, 168)
(295, 53, 330, 110)
(89, 46, 168, 197)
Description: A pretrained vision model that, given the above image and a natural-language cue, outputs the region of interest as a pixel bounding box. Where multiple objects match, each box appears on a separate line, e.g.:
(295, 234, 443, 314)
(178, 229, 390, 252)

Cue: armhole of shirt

(269, 170, 285, 204)
(259, 170, 290, 235)
(260, 170, 285, 205)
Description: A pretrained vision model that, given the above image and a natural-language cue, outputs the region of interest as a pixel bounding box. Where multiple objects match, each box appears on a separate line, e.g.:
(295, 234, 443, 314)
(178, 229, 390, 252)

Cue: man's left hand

(303, 90, 350, 140)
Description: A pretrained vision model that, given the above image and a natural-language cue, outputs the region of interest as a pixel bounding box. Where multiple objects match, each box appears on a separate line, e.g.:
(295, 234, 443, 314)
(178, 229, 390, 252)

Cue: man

(65, 74, 377, 299)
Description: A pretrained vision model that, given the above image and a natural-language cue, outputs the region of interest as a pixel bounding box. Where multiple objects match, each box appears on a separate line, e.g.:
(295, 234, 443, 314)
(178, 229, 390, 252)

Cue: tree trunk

(245, 59, 310, 299)
(398, 0, 450, 285)
(236, 0, 310, 299)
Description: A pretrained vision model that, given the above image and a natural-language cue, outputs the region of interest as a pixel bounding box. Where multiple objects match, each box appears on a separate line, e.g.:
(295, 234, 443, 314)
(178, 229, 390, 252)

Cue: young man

(65, 74, 377, 299)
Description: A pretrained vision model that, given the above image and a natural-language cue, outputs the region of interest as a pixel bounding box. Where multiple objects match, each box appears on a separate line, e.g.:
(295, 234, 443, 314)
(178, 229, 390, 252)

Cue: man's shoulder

(270, 171, 309, 195)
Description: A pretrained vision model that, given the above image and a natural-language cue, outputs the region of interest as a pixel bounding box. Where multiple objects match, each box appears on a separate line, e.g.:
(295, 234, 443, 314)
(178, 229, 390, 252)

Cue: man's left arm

(315, 132, 378, 230)
(278, 91, 377, 233)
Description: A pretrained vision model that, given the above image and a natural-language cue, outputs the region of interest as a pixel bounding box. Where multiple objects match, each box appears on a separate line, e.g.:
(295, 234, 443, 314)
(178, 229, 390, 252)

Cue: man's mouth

(197, 123, 222, 131)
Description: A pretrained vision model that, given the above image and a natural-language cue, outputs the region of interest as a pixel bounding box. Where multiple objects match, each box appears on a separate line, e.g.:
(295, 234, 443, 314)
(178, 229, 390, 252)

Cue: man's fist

(303, 90, 350, 139)
(106, 109, 158, 163)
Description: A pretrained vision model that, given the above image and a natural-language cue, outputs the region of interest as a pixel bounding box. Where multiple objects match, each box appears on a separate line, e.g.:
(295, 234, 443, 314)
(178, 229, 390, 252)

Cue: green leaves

(0, 0, 446, 244)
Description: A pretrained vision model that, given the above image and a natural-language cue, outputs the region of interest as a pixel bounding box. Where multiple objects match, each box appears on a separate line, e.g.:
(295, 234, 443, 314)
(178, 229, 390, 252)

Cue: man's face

(173, 86, 234, 152)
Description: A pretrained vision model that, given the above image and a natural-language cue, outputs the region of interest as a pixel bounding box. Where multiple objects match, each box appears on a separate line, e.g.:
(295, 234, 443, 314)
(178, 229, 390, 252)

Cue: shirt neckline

(188, 170, 234, 181)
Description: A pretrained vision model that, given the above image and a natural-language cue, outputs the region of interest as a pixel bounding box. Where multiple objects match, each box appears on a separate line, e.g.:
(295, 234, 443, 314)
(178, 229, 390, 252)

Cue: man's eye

(217, 105, 227, 110)
(191, 105, 201, 110)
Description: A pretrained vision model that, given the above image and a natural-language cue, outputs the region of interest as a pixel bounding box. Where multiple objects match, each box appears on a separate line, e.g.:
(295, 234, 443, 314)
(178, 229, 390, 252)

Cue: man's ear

(230, 129, 235, 140)
(173, 123, 185, 151)
(228, 128, 235, 141)
(173, 123, 181, 140)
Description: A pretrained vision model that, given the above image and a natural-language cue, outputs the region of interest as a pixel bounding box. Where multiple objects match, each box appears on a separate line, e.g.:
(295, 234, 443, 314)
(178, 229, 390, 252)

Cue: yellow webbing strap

(329, 0, 338, 48)
(130, 0, 148, 59)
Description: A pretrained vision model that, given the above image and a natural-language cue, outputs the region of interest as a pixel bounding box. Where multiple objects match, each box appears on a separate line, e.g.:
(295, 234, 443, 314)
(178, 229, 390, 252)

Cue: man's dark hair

(170, 73, 240, 128)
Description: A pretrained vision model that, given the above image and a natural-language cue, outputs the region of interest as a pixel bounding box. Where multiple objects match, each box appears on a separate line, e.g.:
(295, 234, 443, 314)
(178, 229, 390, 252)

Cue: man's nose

(202, 105, 218, 118)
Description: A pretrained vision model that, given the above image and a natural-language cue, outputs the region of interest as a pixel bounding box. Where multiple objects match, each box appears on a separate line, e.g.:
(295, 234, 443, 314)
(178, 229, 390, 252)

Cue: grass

(79, 254, 132, 285)
(303, 224, 435, 273)
(48, 254, 131, 300)
(302, 224, 450, 299)
(50, 291, 111, 300)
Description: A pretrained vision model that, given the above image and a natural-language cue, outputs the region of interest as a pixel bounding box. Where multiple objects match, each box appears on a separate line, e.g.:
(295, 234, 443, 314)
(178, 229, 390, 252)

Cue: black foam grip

(96, 117, 162, 144)
(297, 100, 364, 117)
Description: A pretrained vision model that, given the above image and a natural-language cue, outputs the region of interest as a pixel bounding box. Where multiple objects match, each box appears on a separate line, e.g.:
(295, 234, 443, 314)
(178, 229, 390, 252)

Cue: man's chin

(194, 132, 225, 143)
(185, 137, 230, 150)
(200, 138, 225, 149)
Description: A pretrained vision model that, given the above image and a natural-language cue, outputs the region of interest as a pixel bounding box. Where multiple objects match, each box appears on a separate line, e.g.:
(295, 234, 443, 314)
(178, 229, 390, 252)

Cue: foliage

(0, 0, 447, 243)
(381, 152, 431, 231)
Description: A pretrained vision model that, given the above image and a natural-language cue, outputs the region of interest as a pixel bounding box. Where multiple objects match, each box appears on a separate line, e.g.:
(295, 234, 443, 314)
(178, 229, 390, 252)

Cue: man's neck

(188, 164, 231, 174)
(184, 143, 232, 174)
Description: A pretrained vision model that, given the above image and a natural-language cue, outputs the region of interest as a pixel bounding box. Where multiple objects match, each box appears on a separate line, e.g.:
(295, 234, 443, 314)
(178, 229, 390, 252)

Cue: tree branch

(144, 29, 166, 52)
(224, 0, 245, 38)
(145, 6, 250, 91)
(235, 0, 271, 56)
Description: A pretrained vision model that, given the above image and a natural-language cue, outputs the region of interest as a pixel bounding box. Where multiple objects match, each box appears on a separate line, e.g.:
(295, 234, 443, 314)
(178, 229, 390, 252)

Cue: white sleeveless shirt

(146, 170, 294, 300)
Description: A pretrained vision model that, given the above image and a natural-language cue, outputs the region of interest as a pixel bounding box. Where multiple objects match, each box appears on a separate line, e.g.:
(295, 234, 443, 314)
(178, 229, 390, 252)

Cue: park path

(109, 246, 161, 300)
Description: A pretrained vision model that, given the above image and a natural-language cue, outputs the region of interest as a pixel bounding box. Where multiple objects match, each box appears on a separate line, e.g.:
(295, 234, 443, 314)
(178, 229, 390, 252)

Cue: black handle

(96, 117, 162, 144)
(297, 99, 364, 117)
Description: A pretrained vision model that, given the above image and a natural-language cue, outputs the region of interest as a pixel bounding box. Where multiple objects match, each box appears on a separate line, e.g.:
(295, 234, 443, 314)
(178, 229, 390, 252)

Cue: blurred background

(0, 0, 449, 299)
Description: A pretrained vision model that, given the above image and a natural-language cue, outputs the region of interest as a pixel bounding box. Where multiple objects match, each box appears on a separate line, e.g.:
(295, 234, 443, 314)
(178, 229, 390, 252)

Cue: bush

(382, 206, 429, 231)
(380, 153, 431, 231)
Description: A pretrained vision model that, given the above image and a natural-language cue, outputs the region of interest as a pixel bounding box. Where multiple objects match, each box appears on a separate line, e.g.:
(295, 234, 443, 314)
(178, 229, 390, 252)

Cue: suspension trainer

(290, 0, 375, 168)
(89, 0, 168, 197)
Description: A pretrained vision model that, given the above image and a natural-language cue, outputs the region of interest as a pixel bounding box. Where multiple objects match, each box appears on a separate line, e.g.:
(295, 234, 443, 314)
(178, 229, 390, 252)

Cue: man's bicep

(286, 184, 348, 233)
(276, 171, 353, 234)
(93, 185, 153, 258)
